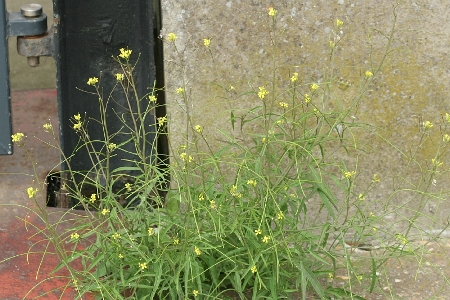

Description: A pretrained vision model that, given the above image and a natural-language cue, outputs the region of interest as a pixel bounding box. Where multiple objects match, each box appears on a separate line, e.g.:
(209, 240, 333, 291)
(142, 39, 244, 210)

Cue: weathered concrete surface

(161, 1, 450, 234)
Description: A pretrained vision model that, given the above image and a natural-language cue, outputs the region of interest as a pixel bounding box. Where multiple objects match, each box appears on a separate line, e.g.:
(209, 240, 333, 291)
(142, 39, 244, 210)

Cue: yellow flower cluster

(343, 170, 356, 178)
(166, 33, 178, 42)
(73, 113, 82, 131)
(176, 87, 184, 94)
(87, 77, 98, 86)
(443, 134, 450, 142)
(115, 73, 124, 81)
(203, 38, 211, 47)
(247, 179, 257, 187)
(138, 262, 147, 270)
(230, 185, 242, 198)
(365, 71, 373, 78)
(304, 94, 311, 103)
(125, 183, 132, 192)
(70, 232, 80, 240)
(27, 187, 38, 198)
(119, 48, 132, 59)
(179, 152, 194, 163)
(148, 227, 154, 236)
(251, 265, 257, 274)
(290, 72, 298, 83)
(268, 7, 277, 16)
(257, 86, 269, 99)
(310, 83, 319, 91)
(43, 123, 52, 132)
(112, 233, 121, 240)
(336, 19, 344, 27)
(194, 246, 202, 256)
(277, 211, 284, 220)
(101, 208, 110, 215)
(195, 125, 203, 133)
(157, 116, 167, 127)
(423, 121, 433, 130)
(148, 95, 157, 103)
(254, 228, 262, 235)
(11, 133, 25, 143)
(107, 143, 117, 152)
(90, 194, 97, 203)
(262, 235, 270, 243)
(279, 101, 289, 108)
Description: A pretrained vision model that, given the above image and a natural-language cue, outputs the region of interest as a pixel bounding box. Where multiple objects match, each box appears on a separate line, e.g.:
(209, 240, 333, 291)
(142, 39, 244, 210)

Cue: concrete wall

(161, 1, 450, 234)
(6, 0, 450, 233)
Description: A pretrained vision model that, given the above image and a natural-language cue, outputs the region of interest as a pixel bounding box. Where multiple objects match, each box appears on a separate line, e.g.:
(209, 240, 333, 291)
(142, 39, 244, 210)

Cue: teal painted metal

(0, 0, 12, 155)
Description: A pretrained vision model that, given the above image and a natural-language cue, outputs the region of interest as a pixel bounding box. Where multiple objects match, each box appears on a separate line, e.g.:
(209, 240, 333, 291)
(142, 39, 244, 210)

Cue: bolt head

(21, 4, 43, 18)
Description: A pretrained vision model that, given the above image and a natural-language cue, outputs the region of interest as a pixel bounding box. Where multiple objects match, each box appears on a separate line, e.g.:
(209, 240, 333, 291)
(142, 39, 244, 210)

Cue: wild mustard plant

(13, 3, 450, 300)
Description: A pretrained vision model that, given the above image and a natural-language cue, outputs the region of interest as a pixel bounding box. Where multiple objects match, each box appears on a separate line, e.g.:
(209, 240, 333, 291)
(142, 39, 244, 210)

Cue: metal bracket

(0, 2, 52, 155)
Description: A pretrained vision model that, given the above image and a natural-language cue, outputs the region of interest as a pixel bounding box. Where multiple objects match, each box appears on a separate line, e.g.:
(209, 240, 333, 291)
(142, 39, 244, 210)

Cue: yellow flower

(179, 152, 187, 162)
(329, 40, 335, 48)
(195, 125, 203, 133)
(89, 194, 97, 203)
(372, 227, 377, 233)
(87, 77, 98, 86)
(310, 83, 319, 91)
(148, 227, 154, 236)
(395, 233, 408, 245)
(210, 200, 216, 209)
(112, 233, 121, 240)
(254, 228, 262, 235)
(423, 121, 433, 130)
(229, 85, 235, 91)
(107, 143, 116, 152)
(257, 86, 269, 99)
(279, 102, 289, 108)
(344, 170, 356, 178)
(176, 87, 184, 94)
(115, 73, 124, 81)
(198, 193, 205, 201)
(74, 113, 81, 121)
(328, 272, 334, 279)
(157, 116, 167, 127)
(73, 122, 82, 131)
(166, 32, 178, 42)
(138, 262, 147, 270)
(358, 193, 365, 201)
(262, 235, 270, 243)
(118, 253, 124, 259)
(125, 183, 132, 192)
(290, 72, 298, 83)
(336, 19, 344, 27)
(372, 174, 380, 182)
(193, 290, 199, 297)
(43, 123, 52, 132)
(173, 238, 179, 245)
(365, 71, 373, 78)
(443, 134, 450, 142)
(247, 179, 257, 187)
(277, 211, 284, 220)
(304, 94, 311, 103)
(194, 246, 202, 256)
(203, 38, 211, 47)
(70, 232, 80, 240)
(101, 208, 110, 215)
(27, 187, 38, 198)
(148, 95, 157, 102)
(251, 265, 257, 273)
(11, 133, 25, 143)
(445, 113, 450, 123)
(268, 7, 277, 16)
(230, 185, 242, 198)
(119, 48, 132, 59)
(432, 158, 443, 167)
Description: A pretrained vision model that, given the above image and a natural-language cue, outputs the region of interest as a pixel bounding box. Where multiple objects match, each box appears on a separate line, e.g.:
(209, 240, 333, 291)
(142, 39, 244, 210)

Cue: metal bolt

(27, 56, 40, 67)
(21, 4, 43, 18)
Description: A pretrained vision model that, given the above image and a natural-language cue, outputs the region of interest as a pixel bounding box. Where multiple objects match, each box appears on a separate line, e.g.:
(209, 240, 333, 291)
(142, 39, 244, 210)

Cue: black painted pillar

(52, 0, 168, 205)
